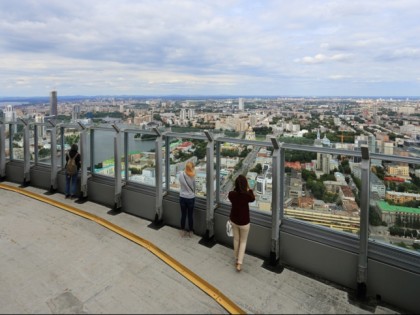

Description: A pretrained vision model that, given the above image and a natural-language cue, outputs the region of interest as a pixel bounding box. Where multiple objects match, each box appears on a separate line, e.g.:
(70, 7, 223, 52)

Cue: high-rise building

(72, 105, 81, 122)
(383, 141, 394, 155)
(180, 108, 187, 120)
(256, 175, 266, 195)
(4, 105, 17, 133)
(34, 114, 45, 137)
(4, 105, 16, 123)
(50, 90, 57, 117)
(250, 114, 258, 126)
(238, 98, 244, 111)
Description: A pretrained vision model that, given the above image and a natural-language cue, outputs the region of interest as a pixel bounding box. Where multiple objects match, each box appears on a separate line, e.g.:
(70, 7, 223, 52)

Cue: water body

(0, 101, 29, 106)
(90, 132, 156, 164)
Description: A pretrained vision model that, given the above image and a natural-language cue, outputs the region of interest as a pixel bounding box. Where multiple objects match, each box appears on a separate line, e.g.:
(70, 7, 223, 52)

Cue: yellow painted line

(0, 183, 245, 315)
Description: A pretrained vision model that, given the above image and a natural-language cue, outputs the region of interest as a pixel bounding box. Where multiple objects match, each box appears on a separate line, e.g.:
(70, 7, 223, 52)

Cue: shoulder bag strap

(183, 172, 195, 193)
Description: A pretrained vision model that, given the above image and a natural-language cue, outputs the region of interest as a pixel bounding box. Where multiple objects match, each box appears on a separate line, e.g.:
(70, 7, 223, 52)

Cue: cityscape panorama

(1, 93, 420, 254)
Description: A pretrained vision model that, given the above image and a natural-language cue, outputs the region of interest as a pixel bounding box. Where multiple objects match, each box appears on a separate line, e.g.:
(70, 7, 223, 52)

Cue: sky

(1, 0, 420, 98)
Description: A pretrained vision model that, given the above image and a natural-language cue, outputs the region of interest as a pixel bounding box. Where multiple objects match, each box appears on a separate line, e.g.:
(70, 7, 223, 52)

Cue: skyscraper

(180, 108, 187, 120)
(50, 90, 57, 117)
(72, 104, 81, 122)
(4, 105, 16, 123)
(4, 105, 17, 133)
(238, 98, 244, 111)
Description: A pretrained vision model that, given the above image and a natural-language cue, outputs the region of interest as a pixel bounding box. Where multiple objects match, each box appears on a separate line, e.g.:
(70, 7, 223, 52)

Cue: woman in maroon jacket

(228, 174, 255, 272)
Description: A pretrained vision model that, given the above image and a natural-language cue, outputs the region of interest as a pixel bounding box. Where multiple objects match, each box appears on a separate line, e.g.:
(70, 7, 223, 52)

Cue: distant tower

(238, 98, 244, 111)
(180, 108, 187, 120)
(72, 105, 81, 122)
(34, 114, 45, 137)
(4, 105, 16, 123)
(4, 105, 17, 133)
(50, 90, 57, 117)
(373, 102, 379, 124)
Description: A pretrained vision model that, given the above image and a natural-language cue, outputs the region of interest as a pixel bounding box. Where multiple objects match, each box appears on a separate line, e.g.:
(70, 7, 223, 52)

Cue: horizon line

(1, 94, 420, 100)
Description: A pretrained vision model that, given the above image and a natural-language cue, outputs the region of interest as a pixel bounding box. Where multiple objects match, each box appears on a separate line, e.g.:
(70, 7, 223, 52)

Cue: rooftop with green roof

(377, 200, 420, 215)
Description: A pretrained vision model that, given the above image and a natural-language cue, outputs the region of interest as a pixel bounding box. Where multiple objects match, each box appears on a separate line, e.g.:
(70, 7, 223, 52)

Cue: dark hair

(71, 144, 78, 151)
(234, 175, 248, 193)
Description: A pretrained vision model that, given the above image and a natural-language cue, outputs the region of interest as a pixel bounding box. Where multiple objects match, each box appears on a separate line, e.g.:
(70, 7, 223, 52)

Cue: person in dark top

(228, 174, 255, 272)
(65, 143, 81, 199)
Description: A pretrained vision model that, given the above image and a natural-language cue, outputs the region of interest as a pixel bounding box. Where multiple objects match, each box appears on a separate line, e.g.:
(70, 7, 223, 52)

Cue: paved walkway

(0, 182, 401, 314)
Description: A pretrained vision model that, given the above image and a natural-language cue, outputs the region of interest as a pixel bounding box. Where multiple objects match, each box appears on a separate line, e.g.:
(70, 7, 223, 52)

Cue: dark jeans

(65, 173, 78, 196)
(180, 197, 195, 232)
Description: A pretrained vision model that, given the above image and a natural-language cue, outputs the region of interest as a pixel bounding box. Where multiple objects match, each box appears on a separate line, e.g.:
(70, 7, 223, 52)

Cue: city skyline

(1, 0, 420, 98)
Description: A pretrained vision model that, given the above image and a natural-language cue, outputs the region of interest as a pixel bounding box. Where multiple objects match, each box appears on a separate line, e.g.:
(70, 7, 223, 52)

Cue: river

(90, 132, 156, 164)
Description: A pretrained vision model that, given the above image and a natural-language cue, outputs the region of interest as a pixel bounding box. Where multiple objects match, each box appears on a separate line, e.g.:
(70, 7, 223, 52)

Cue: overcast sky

(1, 0, 419, 97)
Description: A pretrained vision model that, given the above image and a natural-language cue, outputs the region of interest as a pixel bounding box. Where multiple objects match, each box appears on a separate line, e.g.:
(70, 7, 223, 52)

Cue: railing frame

(357, 145, 370, 297)
(0, 122, 5, 180)
(20, 119, 31, 187)
(3, 123, 420, 304)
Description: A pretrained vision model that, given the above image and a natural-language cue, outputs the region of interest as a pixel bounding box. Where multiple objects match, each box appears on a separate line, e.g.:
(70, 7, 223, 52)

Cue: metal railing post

(154, 128, 164, 225)
(9, 123, 14, 160)
(78, 122, 89, 201)
(20, 119, 31, 187)
(60, 126, 65, 168)
(0, 122, 5, 180)
(165, 134, 170, 192)
(90, 129, 95, 174)
(279, 144, 285, 223)
(112, 124, 122, 213)
(204, 130, 215, 244)
(47, 120, 58, 192)
(34, 125, 39, 165)
(357, 145, 370, 298)
(215, 141, 221, 205)
(269, 138, 281, 266)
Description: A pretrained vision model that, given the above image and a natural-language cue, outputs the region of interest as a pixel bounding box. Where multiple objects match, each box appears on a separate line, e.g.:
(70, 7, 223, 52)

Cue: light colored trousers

(231, 222, 250, 265)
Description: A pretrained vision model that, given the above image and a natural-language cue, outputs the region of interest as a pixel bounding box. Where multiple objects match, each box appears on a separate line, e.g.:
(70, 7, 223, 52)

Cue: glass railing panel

(4, 124, 11, 160)
(35, 124, 50, 165)
(126, 131, 158, 186)
(9, 122, 37, 164)
(218, 141, 270, 212)
(369, 156, 420, 255)
(168, 136, 207, 198)
(28, 124, 36, 164)
(9, 123, 24, 161)
(282, 148, 360, 235)
(92, 129, 119, 178)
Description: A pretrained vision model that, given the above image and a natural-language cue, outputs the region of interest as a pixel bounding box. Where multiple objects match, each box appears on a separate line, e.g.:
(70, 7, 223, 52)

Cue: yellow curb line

(0, 183, 245, 315)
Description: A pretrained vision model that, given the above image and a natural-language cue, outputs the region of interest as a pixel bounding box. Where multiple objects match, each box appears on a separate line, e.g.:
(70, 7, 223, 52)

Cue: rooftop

(0, 181, 400, 314)
(377, 200, 420, 214)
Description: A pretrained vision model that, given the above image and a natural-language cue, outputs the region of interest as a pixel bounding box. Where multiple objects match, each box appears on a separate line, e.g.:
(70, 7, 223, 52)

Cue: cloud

(329, 75, 352, 80)
(376, 48, 420, 61)
(0, 0, 419, 96)
(295, 53, 353, 65)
